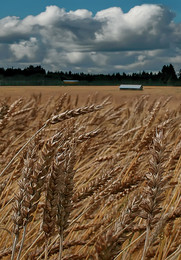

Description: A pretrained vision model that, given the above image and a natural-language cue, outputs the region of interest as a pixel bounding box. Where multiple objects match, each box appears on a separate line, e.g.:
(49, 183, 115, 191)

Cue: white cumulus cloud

(0, 4, 180, 73)
(10, 37, 38, 60)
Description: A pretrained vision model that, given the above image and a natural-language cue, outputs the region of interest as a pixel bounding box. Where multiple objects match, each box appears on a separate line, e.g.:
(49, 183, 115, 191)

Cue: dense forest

(0, 64, 181, 86)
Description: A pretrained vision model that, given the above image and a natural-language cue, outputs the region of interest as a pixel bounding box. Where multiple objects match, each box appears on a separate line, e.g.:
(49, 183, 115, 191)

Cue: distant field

(1, 85, 181, 106)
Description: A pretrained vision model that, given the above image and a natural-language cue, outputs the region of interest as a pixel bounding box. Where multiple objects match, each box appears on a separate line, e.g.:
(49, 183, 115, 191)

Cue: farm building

(119, 84, 143, 90)
(63, 80, 79, 84)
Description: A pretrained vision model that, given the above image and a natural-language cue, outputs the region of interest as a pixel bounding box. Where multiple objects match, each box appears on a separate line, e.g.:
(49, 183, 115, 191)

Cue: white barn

(119, 84, 143, 90)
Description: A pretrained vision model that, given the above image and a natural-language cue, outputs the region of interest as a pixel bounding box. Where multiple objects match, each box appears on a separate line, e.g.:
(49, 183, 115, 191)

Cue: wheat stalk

(140, 130, 171, 260)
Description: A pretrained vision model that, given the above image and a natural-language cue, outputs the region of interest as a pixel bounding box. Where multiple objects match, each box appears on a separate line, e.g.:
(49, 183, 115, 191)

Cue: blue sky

(0, 1, 181, 73)
(0, 0, 180, 21)
(1, 0, 181, 21)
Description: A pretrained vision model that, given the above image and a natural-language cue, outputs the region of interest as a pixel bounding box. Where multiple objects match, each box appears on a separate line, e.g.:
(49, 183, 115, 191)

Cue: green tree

(161, 64, 177, 82)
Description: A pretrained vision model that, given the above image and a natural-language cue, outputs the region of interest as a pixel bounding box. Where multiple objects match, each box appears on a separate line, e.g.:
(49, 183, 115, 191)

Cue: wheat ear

(140, 130, 170, 260)
(42, 141, 76, 259)
(11, 145, 38, 260)
(0, 101, 107, 178)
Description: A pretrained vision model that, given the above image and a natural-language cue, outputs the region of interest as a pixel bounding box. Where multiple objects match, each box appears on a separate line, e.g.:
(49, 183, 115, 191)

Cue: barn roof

(119, 84, 143, 90)
(63, 80, 79, 84)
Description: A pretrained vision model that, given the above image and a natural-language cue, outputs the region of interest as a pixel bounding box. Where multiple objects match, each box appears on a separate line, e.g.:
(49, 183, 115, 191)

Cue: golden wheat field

(0, 85, 181, 260)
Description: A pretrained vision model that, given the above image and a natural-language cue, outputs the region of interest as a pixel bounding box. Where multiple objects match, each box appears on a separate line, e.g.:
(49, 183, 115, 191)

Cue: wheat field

(0, 86, 181, 259)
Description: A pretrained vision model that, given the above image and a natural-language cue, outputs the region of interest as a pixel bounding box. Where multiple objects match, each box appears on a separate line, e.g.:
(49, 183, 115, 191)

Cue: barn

(63, 80, 79, 84)
(119, 84, 143, 90)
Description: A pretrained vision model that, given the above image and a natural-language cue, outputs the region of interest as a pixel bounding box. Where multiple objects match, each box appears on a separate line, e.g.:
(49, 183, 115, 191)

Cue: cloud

(0, 4, 180, 73)
(10, 37, 39, 60)
(94, 5, 175, 51)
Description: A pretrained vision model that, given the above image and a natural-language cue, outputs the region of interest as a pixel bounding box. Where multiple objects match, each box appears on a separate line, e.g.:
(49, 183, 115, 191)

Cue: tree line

(0, 64, 180, 86)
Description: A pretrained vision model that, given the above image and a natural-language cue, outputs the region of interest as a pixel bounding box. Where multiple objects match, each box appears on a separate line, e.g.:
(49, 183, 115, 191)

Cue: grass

(0, 85, 180, 259)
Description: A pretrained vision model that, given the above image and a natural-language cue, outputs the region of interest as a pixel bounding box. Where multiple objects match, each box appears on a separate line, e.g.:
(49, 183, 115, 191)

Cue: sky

(0, 0, 181, 74)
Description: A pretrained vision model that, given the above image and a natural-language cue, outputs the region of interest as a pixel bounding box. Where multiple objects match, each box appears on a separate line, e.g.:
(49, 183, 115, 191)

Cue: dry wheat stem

(20, 231, 44, 259)
(165, 245, 181, 260)
(16, 224, 27, 260)
(44, 239, 49, 260)
(0, 95, 180, 259)
(0, 123, 47, 177)
(113, 231, 147, 260)
(0, 101, 106, 178)
(11, 234, 18, 260)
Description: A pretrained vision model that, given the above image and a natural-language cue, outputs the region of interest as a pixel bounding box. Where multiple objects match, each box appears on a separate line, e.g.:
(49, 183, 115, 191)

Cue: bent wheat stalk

(0, 101, 107, 178)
